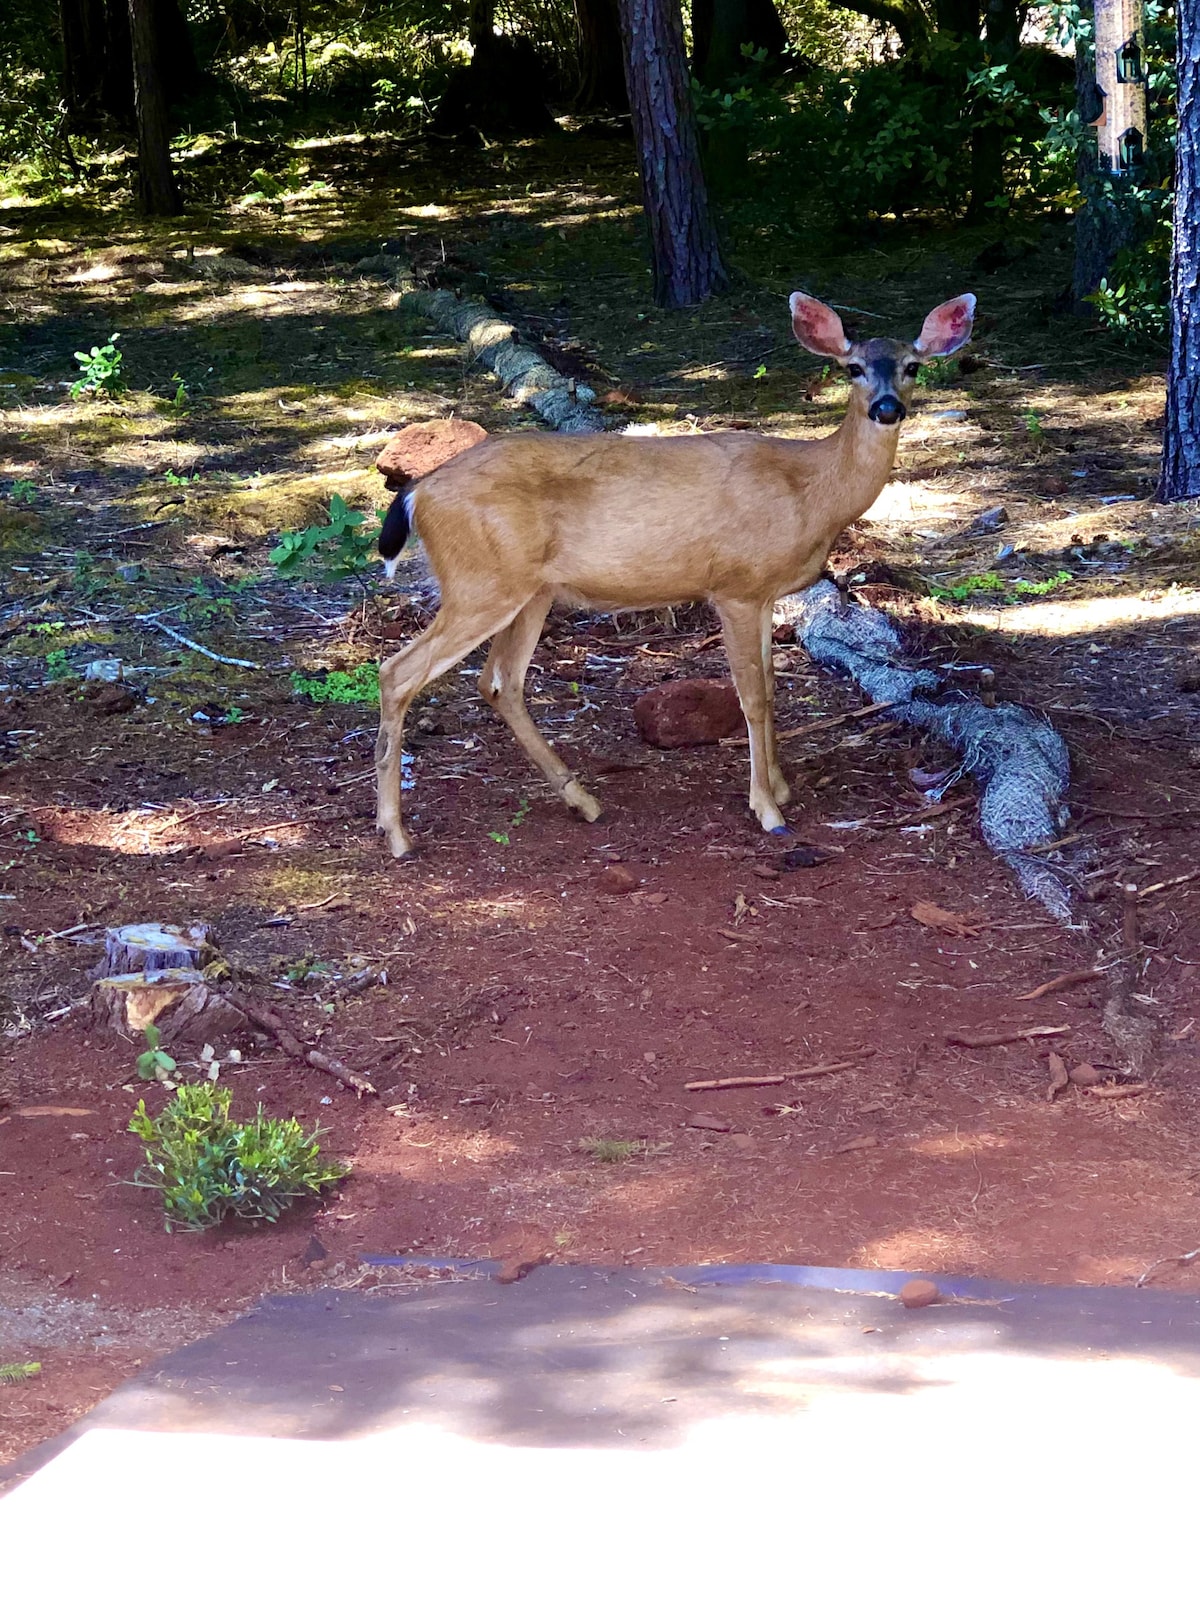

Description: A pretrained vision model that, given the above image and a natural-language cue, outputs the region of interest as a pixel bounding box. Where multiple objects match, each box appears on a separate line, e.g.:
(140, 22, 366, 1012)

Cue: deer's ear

(790, 293, 851, 359)
(915, 294, 976, 356)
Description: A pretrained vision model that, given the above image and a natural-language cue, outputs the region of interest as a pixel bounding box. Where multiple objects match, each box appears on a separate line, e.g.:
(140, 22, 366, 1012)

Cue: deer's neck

(819, 399, 902, 527)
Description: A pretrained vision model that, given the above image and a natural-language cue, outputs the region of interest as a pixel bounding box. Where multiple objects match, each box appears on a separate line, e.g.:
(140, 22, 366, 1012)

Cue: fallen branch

(1017, 968, 1104, 1001)
(946, 1024, 1071, 1048)
(229, 989, 377, 1097)
(398, 283, 605, 434)
(137, 615, 261, 671)
(685, 1061, 855, 1092)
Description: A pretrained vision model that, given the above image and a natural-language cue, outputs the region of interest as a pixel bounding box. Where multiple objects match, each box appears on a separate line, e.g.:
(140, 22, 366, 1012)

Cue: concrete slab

(3, 1263, 1198, 1597)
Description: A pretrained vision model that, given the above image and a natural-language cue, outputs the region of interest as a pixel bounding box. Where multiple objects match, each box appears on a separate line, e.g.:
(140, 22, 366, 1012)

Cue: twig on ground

(136, 614, 261, 670)
(1136, 1246, 1200, 1288)
(685, 1062, 855, 1092)
(228, 988, 377, 1096)
(1139, 869, 1200, 900)
(1017, 969, 1104, 1001)
(946, 1024, 1071, 1048)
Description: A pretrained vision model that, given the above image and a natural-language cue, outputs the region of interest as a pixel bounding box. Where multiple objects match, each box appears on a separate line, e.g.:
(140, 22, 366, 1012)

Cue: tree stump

(96, 921, 214, 978)
(90, 922, 249, 1047)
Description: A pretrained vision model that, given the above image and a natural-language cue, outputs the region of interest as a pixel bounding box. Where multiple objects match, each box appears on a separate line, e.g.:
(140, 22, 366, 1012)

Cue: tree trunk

(576, 0, 629, 109)
(60, 0, 135, 126)
(1158, 0, 1200, 500)
(127, 0, 181, 214)
(692, 0, 788, 86)
(618, 0, 729, 308)
(966, 0, 1020, 220)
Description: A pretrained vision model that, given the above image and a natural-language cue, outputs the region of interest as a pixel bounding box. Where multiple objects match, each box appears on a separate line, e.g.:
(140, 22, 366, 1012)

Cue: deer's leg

(760, 607, 790, 806)
(376, 603, 523, 857)
(479, 594, 603, 822)
(716, 598, 787, 833)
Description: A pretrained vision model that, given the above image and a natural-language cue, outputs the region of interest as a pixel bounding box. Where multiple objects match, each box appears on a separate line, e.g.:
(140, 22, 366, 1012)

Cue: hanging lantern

(1115, 38, 1143, 83)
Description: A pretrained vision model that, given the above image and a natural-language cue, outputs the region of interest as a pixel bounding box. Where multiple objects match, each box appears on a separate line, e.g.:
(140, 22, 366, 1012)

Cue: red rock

(899, 1278, 940, 1309)
(633, 679, 742, 749)
(597, 864, 639, 895)
(374, 419, 488, 487)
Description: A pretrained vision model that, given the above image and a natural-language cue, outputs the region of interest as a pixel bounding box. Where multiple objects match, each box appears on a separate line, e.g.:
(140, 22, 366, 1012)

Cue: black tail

(379, 490, 413, 562)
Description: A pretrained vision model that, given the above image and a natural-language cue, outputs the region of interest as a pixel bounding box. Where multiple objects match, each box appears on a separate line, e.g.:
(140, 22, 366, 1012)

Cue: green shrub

(270, 494, 379, 581)
(291, 661, 380, 704)
(129, 1082, 348, 1232)
(70, 334, 125, 400)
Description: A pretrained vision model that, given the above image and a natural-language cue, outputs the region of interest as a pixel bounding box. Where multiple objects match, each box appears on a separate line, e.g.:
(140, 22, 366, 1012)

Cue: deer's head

(789, 293, 976, 428)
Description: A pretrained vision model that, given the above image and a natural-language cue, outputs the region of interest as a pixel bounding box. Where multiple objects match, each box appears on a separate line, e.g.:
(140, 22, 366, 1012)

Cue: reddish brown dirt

(3, 603, 1200, 1471)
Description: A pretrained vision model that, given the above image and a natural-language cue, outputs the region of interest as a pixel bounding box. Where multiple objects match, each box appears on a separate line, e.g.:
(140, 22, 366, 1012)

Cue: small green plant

(291, 662, 380, 705)
(8, 479, 36, 504)
(136, 1022, 177, 1083)
(70, 333, 125, 400)
(489, 795, 531, 846)
(579, 1136, 645, 1164)
(129, 1082, 348, 1232)
(0, 1362, 41, 1384)
(165, 466, 201, 487)
(167, 373, 190, 411)
(1023, 407, 1047, 446)
(72, 549, 97, 593)
(270, 495, 378, 582)
(284, 955, 331, 984)
(915, 356, 956, 388)
(184, 578, 235, 622)
(44, 647, 74, 681)
(930, 569, 1072, 603)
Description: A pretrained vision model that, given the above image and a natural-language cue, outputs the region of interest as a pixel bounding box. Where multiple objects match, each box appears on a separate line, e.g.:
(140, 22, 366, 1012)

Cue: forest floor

(1, 126, 1199, 1472)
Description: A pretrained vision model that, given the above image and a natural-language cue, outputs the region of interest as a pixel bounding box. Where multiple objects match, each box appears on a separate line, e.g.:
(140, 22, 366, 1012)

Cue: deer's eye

(845, 363, 865, 379)
(904, 362, 922, 379)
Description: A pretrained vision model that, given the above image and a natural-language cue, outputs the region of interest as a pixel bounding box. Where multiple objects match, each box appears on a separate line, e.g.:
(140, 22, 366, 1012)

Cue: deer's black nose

(869, 395, 906, 426)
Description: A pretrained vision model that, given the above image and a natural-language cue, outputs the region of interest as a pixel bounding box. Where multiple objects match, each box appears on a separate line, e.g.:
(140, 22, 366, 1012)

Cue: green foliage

(931, 569, 1072, 602)
(0, 1361, 40, 1384)
(291, 661, 380, 704)
(70, 334, 125, 401)
(136, 1023, 178, 1084)
(128, 1082, 348, 1232)
(270, 494, 378, 581)
(489, 795, 531, 846)
(579, 1136, 645, 1164)
(44, 647, 73, 681)
(8, 479, 36, 504)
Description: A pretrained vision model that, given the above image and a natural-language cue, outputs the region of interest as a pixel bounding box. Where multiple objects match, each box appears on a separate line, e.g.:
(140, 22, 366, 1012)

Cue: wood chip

(834, 1133, 878, 1154)
(12, 1106, 95, 1118)
(1046, 1052, 1069, 1101)
(1086, 1081, 1149, 1099)
(911, 900, 982, 938)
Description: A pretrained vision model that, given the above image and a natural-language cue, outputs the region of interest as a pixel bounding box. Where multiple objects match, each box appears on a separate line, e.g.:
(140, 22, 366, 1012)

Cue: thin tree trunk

(618, 0, 729, 308)
(60, 0, 135, 126)
(127, 0, 181, 214)
(692, 0, 788, 86)
(1158, 0, 1200, 500)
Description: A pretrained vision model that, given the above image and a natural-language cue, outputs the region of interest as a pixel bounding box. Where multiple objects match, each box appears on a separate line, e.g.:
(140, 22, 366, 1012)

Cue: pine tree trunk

(127, 0, 181, 214)
(1158, 0, 1200, 500)
(618, 0, 729, 308)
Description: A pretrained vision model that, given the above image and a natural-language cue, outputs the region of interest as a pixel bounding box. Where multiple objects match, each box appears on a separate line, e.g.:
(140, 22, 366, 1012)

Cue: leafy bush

(270, 494, 379, 581)
(70, 334, 125, 400)
(291, 661, 380, 704)
(129, 1082, 348, 1232)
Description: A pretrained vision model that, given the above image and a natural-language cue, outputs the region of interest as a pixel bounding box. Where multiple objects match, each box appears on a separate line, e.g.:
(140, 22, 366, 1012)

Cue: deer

(374, 291, 975, 857)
